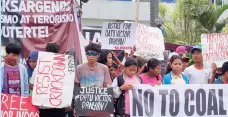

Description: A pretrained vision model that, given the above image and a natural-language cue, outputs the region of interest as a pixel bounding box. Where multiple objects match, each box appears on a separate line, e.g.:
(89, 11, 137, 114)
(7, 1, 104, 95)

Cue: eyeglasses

(86, 51, 99, 56)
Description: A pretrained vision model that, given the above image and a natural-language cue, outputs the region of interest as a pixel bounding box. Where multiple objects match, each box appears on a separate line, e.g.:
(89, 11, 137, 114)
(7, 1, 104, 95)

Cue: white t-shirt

(184, 65, 211, 84)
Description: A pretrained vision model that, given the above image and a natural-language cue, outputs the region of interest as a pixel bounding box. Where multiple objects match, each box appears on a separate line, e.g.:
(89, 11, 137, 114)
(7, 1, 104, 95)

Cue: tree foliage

(159, 0, 228, 44)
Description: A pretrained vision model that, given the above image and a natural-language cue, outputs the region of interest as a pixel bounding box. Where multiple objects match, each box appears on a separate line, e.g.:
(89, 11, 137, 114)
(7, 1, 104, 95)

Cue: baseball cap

(181, 54, 189, 62)
(176, 46, 187, 54)
(190, 45, 202, 53)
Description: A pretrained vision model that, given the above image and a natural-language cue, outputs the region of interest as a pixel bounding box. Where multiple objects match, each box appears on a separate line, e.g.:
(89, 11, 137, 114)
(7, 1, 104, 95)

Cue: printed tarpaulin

(1, 0, 83, 64)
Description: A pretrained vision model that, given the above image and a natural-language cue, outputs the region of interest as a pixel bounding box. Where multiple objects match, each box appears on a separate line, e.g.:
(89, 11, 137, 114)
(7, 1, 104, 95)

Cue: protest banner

(100, 22, 136, 50)
(32, 52, 75, 108)
(135, 23, 165, 60)
(82, 27, 102, 46)
(130, 84, 228, 117)
(74, 87, 114, 116)
(201, 33, 228, 68)
(1, 94, 39, 117)
(1, 0, 83, 64)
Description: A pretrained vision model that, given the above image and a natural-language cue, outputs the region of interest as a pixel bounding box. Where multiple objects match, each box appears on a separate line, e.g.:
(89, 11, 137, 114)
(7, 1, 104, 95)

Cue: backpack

(114, 74, 142, 116)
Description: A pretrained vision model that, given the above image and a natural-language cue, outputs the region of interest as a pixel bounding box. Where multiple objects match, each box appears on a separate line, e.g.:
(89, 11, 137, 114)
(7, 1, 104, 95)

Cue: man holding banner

(75, 43, 112, 88)
(30, 43, 69, 117)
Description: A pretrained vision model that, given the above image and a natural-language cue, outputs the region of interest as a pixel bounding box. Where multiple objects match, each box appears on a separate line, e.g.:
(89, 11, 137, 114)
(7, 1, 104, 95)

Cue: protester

(1, 42, 29, 96)
(210, 67, 222, 84)
(163, 55, 189, 84)
(214, 61, 228, 84)
(160, 51, 168, 77)
(109, 62, 118, 81)
(98, 49, 113, 67)
(136, 57, 147, 75)
(181, 54, 190, 72)
(26, 50, 38, 95)
(112, 58, 141, 117)
(30, 43, 66, 117)
(75, 43, 112, 87)
(140, 58, 162, 85)
(184, 45, 214, 84)
(175, 46, 187, 54)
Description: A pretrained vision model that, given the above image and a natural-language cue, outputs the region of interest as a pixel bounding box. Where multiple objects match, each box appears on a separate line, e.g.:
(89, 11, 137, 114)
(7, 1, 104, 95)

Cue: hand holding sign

(74, 87, 114, 116)
(120, 84, 133, 91)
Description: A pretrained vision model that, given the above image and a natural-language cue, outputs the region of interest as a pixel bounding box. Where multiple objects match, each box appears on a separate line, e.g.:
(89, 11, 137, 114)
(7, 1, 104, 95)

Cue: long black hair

(143, 58, 161, 73)
(166, 55, 182, 74)
(98, 49, 112, 65)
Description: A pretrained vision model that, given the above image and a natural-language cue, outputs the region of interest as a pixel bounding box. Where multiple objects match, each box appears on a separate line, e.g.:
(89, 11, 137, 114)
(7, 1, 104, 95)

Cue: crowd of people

(1, 41, 228, 117)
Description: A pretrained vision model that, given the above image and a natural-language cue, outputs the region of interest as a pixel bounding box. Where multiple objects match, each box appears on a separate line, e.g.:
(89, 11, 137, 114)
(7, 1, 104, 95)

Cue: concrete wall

(81, 0, 175, 26)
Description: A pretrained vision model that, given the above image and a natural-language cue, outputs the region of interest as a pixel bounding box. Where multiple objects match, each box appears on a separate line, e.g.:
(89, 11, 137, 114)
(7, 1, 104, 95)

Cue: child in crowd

(109, 62, 118, 81)
(27, 51, 38, 95)
(214, 61, 228, 84)
(112, 58, 141, 117)
(163, 55, 189, 84)
(136, 57, 147, 75)
(140, 58, 162, 85)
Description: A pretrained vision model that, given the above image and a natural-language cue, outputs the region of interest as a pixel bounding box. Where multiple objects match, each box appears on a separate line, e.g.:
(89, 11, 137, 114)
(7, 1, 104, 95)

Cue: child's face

(109, 67, 117, 78)
(150, 64, 161, 76)
(171, 59, 183, 73)
(124, 65, 138, 77)
(6, 53, 19, 66)
(29, 58, 37, 69)
(106, 53, 113, 67)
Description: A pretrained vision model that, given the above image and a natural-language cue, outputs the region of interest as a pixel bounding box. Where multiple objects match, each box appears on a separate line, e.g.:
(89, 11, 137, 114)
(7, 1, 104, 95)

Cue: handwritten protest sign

(1, 94, 39, 117)
(74, 87, 114, 116)
(135, 23, 165, 60)
(1, 0, 83, 64)
(201, 33, 228, 68)
(32, 52, 75, 108)
(130, 84, 228, 117)
(101, 22, 136, 50)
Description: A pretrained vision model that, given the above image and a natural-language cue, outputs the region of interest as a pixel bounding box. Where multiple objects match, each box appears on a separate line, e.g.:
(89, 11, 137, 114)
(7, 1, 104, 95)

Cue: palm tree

(159, 0, 228, 44)
(150, 0, 159, 27)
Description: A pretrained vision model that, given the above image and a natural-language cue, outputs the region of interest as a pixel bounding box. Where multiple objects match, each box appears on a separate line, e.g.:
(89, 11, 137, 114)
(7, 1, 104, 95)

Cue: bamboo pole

(135, 0, 140, 23)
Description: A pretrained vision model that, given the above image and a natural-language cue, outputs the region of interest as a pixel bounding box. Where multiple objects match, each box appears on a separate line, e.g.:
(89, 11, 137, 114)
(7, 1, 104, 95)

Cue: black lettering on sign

(109, 38, 126, 45)
(132, 89, 143, 116)
(184, 89, 195, 116)
(144, 89, 154, 116)
(105, 30, 131, 38)
(159, 90, 168, 116)
(68, 55, 74, 74)
(169, 89, 180, 116)
(207, 89, 218, 115)
(196, 89, 206, 116)
(105, 30, 115, 37)
(123, 23, 132, 30)
(218, 89, 227, 115)
(107, 23, 121, 29)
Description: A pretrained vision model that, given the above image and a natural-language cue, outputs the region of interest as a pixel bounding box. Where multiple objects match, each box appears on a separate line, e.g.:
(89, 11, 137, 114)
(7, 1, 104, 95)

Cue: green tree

(159, 0, 228, 44)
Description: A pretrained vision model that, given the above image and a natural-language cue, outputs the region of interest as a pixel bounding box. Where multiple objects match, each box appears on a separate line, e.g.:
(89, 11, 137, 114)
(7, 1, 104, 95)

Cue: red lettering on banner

(203, 51, 228, 61)
(48, 54, 66, 106)
(35, 75, 50, 94)
(37, 59, 51, 74)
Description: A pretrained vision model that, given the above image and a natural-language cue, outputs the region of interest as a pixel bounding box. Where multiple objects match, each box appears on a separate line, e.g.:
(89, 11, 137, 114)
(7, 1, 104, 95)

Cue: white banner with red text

(201, 33, 228, 68)
(32, 52, 75, 108)
(135, 23, 165, 60)
(130, 84, 228, 117)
